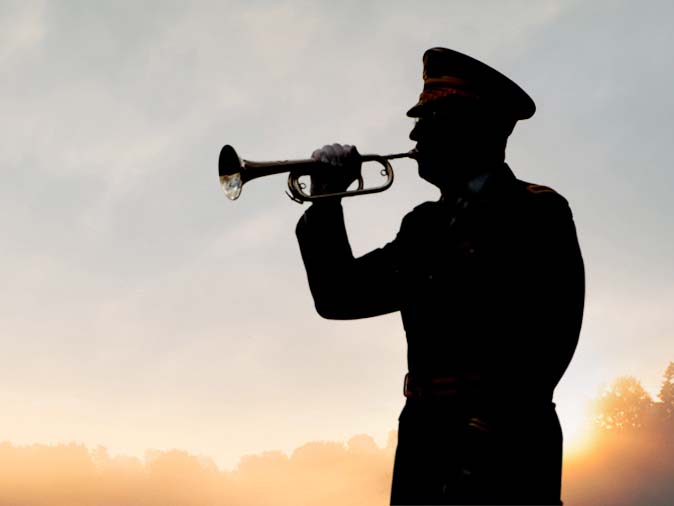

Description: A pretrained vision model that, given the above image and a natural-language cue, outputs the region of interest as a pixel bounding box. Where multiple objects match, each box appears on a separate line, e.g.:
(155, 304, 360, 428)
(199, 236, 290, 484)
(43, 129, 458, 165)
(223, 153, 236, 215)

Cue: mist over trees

(592, 361, 674, 433)
(564, 361, 674, 506)
(1, 364, 673, 505)
(0, 436, 397, 506)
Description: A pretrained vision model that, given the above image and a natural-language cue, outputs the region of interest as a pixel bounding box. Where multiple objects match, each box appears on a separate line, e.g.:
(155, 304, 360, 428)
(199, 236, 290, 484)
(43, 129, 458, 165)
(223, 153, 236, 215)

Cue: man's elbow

(313, 291, 370, 320)
(313, 297, 398, 320)
(314, 299, 350, 320)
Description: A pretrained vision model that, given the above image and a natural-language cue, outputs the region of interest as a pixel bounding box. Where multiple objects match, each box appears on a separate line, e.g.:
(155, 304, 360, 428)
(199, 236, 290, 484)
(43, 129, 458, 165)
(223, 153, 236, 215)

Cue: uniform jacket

(295, 162, 584, 406)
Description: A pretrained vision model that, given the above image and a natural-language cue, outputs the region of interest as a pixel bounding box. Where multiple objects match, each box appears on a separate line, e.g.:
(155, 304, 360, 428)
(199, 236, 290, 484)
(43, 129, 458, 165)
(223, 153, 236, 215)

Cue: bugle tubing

(218, 144, 417, 203)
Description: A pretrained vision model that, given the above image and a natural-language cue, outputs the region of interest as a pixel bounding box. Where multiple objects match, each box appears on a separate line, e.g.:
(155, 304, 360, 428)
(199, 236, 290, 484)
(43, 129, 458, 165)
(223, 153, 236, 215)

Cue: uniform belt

(403, 372, 483, 399)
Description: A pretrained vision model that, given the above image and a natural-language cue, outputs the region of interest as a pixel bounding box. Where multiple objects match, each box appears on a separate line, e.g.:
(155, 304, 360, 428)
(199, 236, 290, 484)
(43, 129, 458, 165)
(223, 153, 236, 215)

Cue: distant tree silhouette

(658, 361, 674, 420)
(593, 362, 674, 434)
(581, 364, 674, 506)
(594, 376, 654, 432)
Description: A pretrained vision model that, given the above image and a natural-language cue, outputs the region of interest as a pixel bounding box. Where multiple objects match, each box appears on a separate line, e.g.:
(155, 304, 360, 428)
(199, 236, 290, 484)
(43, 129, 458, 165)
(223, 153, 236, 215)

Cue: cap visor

(406, 102, 426, 118)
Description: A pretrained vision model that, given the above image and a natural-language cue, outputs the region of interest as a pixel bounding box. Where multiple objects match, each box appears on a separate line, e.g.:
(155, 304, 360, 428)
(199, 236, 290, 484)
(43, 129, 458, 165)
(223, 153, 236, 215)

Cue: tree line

(594, 361, 674, 433)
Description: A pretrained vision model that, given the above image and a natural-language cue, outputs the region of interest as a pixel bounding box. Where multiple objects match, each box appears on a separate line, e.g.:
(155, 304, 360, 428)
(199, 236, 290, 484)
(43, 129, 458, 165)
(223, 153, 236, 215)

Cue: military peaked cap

(406, 47, 536, 120)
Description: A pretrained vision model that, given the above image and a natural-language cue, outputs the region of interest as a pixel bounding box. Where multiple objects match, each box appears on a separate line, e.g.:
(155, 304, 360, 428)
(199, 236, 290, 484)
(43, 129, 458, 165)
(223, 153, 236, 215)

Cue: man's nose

(409, 121, 424, 141)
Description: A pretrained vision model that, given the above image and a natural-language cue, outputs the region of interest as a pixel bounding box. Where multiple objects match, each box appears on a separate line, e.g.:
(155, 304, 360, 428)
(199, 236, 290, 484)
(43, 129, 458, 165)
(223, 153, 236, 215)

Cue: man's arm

(502, 191, 585, 388)
(295, 201, 404, 320)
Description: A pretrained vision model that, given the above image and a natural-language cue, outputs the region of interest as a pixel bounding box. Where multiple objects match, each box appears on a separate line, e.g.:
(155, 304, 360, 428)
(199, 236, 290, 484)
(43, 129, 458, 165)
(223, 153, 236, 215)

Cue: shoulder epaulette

(525, 184, 557, 195)
(517, 181, 571, 217)
(515, 180, 569, 209)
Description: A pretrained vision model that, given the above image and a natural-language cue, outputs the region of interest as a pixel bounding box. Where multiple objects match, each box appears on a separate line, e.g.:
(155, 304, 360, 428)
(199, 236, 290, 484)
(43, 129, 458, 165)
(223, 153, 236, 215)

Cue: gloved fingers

(335, 144, 361, 166)
(345, 144, 360, 160)
(311, 144, 332, 163)
(324, 144, 340, 165)
(311, 143, 358, 166)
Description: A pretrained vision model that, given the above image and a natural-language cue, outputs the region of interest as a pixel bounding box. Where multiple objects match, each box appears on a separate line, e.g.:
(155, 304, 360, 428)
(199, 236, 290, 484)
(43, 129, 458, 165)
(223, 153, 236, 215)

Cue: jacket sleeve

(506, 193, 586, 387)
(295, 201, 404, 320)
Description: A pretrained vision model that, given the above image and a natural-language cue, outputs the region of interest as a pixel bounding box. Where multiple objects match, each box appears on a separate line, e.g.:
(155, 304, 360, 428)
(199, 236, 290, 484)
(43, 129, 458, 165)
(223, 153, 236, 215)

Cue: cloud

(0, 2, 46, 65)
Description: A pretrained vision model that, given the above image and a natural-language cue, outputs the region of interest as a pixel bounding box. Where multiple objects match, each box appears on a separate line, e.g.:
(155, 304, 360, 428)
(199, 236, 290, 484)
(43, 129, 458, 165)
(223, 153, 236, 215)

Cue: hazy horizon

(1, 367, 673, 505)
(2, 0, 673, 476)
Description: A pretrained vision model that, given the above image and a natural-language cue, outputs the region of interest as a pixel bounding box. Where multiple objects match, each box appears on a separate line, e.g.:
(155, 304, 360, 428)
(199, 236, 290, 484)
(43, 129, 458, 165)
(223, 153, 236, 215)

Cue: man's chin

(418, 160, 447, 185)
(419, 164, 468, 195)
(418, 169, 446, 190)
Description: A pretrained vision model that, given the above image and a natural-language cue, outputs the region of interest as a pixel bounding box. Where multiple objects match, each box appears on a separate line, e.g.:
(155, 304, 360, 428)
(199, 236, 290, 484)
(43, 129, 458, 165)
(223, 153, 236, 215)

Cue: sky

(1, 0, 673, 471)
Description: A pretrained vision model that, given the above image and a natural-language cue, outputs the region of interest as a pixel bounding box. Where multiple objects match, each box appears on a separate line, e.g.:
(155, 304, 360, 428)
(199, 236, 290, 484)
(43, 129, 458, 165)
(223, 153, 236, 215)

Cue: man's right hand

(310, 143, 362, 197)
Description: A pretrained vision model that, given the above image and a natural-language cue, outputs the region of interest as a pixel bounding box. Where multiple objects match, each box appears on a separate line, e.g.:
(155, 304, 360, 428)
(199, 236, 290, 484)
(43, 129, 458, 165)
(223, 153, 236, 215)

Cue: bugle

(218, 144, 417, 203)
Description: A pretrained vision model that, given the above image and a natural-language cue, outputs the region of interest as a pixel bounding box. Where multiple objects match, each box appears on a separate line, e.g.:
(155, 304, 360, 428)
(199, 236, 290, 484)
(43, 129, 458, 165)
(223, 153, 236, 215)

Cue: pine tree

(658, 361, 674, 419)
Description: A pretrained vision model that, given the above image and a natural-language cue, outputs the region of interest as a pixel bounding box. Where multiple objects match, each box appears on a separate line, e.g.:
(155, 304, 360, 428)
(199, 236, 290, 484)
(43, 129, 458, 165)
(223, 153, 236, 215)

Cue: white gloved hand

(309, 143, 362, 196)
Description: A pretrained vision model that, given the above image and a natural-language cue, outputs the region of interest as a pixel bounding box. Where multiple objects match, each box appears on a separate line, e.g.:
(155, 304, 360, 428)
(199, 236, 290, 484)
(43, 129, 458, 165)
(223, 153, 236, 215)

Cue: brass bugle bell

(219, 144, 418, 203)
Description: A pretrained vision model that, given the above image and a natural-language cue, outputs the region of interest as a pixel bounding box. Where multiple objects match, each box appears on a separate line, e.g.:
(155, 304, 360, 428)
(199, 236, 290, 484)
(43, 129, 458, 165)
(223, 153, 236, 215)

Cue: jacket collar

(439, 162, 515, 205)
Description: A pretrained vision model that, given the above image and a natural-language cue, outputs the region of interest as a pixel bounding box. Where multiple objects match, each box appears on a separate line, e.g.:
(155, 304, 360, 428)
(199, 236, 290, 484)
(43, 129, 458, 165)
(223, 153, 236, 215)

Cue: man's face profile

(410, 105, 484, 190)
(409, 103, 513, 191)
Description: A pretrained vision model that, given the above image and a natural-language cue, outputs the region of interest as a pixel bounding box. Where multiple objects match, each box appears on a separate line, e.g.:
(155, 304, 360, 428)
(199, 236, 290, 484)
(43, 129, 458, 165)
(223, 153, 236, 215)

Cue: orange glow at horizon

(560, 403, 596, 457)
(0, 417, 670, 506)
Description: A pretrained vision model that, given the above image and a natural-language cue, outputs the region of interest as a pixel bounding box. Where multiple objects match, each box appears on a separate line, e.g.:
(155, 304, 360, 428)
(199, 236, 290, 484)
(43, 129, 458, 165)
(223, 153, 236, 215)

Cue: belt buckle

(404, 373, 462, 399)
(403, 372, 415, 398)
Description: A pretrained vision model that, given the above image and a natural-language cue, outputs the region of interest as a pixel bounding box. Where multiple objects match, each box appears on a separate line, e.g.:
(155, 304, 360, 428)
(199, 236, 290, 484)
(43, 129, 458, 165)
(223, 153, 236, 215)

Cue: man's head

(407, 47, 535, 192)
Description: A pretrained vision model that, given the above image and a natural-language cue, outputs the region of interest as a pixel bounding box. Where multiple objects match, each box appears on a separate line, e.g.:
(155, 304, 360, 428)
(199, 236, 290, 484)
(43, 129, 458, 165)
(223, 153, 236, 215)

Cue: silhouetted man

(295, 47, 585, 505)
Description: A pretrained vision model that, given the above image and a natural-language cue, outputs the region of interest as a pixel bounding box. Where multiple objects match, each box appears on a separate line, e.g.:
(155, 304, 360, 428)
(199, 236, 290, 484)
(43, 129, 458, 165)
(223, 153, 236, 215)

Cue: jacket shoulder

(411, 200, 439, 215)
(402, 200, 437, 221)
(394, 200, 439, 237)
(506, 180, 579, 237)
(514, 179, 571, 211)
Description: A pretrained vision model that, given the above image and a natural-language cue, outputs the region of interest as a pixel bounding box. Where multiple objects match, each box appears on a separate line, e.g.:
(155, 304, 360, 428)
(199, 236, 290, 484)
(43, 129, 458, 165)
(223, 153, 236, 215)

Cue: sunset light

(561, 403, 595, 457)
(2, 0, 673, 505)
